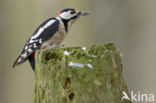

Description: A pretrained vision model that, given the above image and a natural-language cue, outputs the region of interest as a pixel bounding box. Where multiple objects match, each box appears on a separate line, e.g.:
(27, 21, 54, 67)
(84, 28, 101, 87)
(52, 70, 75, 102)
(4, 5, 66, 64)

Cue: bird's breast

(41, 21, 67, 48)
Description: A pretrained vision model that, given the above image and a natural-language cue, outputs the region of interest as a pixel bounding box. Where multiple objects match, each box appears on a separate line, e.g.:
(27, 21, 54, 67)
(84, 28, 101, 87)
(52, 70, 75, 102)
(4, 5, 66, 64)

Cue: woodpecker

(13, 8, 90, 71)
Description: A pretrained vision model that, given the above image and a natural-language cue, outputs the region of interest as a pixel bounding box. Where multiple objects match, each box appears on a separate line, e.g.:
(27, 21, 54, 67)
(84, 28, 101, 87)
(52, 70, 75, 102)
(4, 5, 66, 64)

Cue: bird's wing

(13, 18, 60, 67)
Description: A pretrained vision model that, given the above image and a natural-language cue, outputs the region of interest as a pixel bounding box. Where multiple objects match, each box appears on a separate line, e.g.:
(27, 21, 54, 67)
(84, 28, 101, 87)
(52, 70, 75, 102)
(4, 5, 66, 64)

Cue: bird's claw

(42, 43, 65, 51)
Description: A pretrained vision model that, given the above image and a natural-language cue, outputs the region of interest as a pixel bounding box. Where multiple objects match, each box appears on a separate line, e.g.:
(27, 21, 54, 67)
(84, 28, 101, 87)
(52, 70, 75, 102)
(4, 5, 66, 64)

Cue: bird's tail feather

(28, 55, 35, 71)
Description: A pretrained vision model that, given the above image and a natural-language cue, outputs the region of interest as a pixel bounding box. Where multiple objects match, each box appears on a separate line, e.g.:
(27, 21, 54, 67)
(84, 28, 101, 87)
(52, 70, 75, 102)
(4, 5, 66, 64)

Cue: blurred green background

(0, 0, 156, 103)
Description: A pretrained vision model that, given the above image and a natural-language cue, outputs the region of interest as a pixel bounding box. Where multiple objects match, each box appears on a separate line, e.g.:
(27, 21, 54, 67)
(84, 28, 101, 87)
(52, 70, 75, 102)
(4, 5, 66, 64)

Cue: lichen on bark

(34, 43, 131, 103)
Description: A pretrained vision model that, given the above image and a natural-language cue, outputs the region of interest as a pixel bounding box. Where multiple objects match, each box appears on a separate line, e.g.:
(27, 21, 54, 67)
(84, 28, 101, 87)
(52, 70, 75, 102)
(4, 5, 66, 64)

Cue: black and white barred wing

(13, 18, 60, 67)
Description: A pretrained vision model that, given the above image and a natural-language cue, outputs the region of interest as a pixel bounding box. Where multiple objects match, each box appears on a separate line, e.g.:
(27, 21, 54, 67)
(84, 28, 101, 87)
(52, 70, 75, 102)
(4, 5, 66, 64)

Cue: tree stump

(34, 43, 131, 103)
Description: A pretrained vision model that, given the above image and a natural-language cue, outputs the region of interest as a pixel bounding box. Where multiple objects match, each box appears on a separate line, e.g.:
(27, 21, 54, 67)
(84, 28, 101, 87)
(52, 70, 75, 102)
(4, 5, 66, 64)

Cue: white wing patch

(27, 49, 33, 53)
(55, 17, 61, 20)
(39, 39, 42, 44)
(25, 46, 28, 50)
(31, 20, 56, 39)
(43, 20, 56, 29)
(33, 43, 37, 48)
(31, 28, 44, 39)
(29, 39, 38, 43)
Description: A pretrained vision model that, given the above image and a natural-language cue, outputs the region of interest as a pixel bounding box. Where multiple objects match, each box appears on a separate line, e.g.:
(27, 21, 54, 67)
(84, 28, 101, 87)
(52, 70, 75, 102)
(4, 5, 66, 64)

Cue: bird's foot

(48, 43, 65, 49)
(54, 43, 65, 48)
(40, 43, 65, 51)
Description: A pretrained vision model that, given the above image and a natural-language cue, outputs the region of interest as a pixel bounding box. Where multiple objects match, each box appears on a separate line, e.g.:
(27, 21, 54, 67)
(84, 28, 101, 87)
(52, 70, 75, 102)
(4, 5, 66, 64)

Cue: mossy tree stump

(34, 43, 131, 103)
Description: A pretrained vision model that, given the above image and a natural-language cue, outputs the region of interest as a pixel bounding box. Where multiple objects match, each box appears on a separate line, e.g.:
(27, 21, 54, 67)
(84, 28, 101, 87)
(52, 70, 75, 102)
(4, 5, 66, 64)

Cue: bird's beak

(77, 11, 91, 18)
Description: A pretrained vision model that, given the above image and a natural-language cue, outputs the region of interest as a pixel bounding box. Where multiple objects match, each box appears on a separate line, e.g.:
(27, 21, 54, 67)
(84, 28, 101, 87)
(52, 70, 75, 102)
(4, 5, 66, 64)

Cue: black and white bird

(13, 8, 90, 71)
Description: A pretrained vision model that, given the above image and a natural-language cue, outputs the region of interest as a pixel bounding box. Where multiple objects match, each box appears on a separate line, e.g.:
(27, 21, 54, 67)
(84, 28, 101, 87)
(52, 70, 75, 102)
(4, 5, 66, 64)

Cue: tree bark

(34, 43, 131, 103)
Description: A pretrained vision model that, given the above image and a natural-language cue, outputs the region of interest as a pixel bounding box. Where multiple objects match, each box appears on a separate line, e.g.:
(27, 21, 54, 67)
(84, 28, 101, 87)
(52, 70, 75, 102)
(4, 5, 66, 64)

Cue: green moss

(34, 43, 131, 103)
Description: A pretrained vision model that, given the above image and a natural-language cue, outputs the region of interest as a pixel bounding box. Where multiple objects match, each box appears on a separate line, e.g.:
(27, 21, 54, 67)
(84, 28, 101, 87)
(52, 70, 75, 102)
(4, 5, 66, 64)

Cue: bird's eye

(70, 11, 75, 14)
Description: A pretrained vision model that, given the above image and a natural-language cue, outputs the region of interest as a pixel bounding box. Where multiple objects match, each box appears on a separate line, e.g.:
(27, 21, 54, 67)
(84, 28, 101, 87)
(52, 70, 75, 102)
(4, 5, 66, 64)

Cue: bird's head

(58, 8, 91, 20)
(57, 8, 91, 28)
